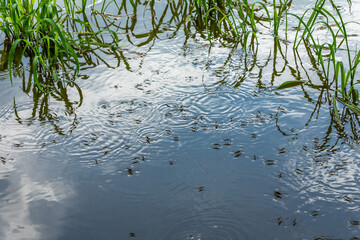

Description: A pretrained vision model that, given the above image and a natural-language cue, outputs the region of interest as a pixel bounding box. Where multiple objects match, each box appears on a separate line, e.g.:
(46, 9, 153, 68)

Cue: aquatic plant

(192, 0, 360, 121)
(2, 0, 360, 122)
(253, 0, 292, 39)
(193, 0, 293, 51)
(0, 0, 124, 92)
(289, 0, 360, 122)
(0, 0, 80, 91)
(190, 0, 258, 51)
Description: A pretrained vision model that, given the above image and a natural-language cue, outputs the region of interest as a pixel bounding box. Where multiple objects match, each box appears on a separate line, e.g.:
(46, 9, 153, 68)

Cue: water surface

(0, 1, 360, 239)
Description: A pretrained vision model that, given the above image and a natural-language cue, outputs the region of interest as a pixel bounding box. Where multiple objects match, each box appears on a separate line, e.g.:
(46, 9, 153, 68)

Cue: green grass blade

(277, 80, 303, 89)
(332, 97, 342, 127)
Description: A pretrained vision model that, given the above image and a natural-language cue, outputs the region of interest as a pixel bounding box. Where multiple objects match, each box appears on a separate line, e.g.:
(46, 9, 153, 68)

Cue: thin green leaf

(337, 97, 360, 115)
(277, 80, 303, 89)
(332, 97, 342, 127)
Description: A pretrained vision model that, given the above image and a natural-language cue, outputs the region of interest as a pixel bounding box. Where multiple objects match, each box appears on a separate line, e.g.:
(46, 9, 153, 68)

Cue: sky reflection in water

(0, 0, 360, 239)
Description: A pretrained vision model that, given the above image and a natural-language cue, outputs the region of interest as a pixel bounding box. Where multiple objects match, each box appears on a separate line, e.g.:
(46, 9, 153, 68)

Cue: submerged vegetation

(0, 0, 360, 126)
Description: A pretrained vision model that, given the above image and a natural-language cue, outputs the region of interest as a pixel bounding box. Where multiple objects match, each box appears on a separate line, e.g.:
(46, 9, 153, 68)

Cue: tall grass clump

(253, 0, 291, 39)
(289, 0, 360, 120)
(0, 0, 81, 91)
(0, 0, 124, 92)
(202, 0, 259, 52)
(195, 0, 292, 52)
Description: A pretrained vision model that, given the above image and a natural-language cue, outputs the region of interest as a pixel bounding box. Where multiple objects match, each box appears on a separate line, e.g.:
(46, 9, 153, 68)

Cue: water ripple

(156, 207, 251, 240)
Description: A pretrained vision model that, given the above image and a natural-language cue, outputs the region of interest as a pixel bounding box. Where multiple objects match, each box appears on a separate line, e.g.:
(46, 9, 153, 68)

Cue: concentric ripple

(155, 207, 251, 240)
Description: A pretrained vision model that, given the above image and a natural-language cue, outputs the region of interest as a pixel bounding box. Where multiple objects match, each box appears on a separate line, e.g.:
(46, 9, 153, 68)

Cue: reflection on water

(0, 0, 360, 239)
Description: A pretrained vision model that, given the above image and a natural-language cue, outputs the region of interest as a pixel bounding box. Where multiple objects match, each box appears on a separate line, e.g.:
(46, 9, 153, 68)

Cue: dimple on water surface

(0, 1, 360, 239)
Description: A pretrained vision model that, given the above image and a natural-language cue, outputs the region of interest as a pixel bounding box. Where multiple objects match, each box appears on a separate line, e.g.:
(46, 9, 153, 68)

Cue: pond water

(0, 0, 360, 239)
